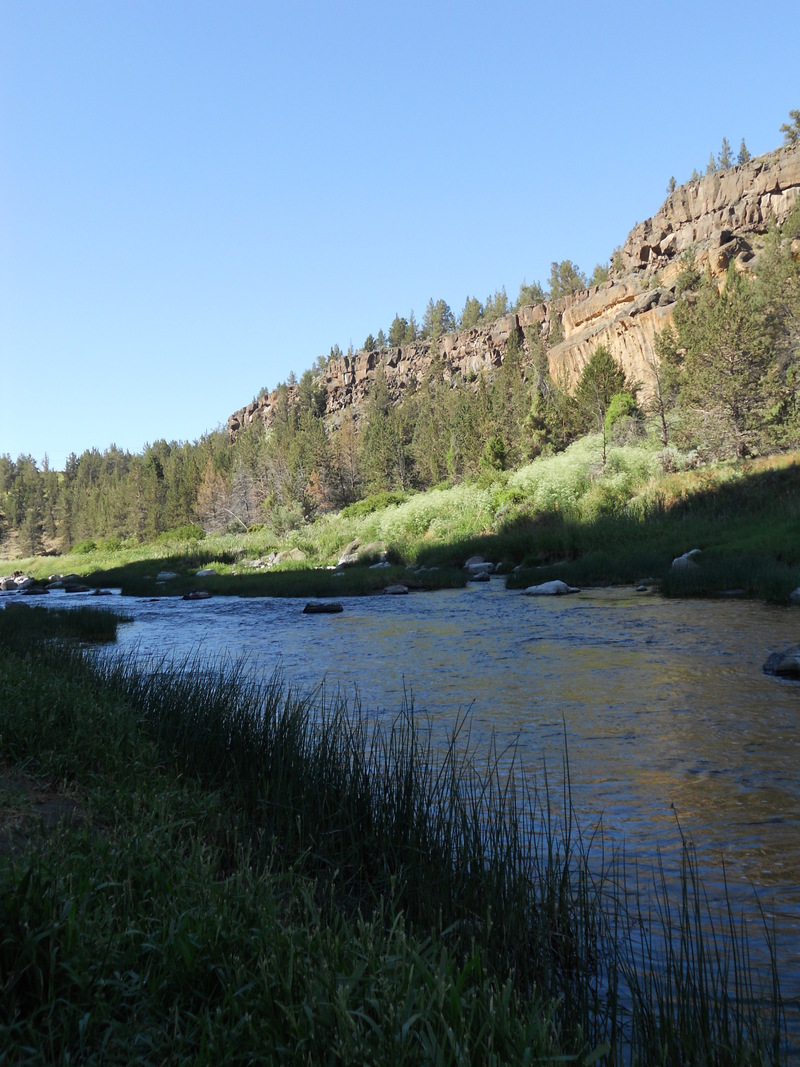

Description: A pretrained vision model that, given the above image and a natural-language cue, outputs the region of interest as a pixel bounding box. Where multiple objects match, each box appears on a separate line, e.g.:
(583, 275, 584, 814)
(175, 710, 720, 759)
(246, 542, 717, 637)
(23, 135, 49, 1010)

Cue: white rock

(196, 568, 217, 577)
(522, 580, 580, 596)
(671, 549, 701, 570)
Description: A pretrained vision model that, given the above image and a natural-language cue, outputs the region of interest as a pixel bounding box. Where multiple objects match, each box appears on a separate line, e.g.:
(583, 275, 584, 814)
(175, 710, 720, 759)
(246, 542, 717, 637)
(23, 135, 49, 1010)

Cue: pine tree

(780, 109, 800, 145)
(718, 137, 733, 169)
(737, 138, 751, 166)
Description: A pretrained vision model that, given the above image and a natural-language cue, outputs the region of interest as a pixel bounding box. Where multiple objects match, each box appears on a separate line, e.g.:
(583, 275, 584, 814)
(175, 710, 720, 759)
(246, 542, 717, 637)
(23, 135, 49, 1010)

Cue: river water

(10, 579, 800, 1011)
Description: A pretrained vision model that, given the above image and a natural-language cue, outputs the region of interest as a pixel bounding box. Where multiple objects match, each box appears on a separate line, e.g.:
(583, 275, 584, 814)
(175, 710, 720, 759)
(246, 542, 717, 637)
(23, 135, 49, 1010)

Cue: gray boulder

(671, 549, 701, 570)
(303, 601, 343, 614)
(523, 580, 580, 596)
(764, 646, 800, 676)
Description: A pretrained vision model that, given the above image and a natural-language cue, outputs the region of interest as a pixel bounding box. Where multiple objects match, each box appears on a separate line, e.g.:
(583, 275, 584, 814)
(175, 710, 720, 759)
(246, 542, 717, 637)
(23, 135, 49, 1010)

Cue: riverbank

(0, 607, 790, 1063)
(3, 441, 800, 604)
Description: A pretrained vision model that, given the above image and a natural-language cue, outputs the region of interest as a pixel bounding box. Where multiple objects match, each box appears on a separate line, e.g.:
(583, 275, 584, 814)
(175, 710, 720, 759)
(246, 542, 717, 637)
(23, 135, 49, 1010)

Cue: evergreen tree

(459, 295, 483, 330)
(573, 345, 631, 463)
(718, 137, 733, 169)
(516, 279, 546, 308)
(780, 109, 800, 145)
(667, 176, 677, 194)
(483, 288, 509, 323)
(672, 268, 778, 458)
(547, 261, 587, 300)
(706, 153, 717, 176)
(388, 315, 408, 347)
(422, 298, 455, 341)
(737, 138, 751, 166)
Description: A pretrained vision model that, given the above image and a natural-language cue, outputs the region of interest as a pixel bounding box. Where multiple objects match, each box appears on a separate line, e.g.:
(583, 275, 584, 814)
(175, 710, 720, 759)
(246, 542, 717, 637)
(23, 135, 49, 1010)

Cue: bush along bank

(0, 610, 790, 1064)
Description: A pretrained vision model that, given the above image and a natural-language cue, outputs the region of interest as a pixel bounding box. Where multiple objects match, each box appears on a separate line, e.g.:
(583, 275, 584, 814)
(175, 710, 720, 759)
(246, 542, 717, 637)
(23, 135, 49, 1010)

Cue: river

(12, 579, 800, 1012)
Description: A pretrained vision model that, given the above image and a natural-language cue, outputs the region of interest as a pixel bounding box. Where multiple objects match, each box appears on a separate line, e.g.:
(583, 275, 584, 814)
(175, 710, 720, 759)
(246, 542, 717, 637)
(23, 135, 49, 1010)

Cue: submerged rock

(183, 590, 211, 600)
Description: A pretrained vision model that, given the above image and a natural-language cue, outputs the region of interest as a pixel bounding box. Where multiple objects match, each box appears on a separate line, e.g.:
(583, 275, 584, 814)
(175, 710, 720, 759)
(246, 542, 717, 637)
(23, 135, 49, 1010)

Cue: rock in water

(303, 601, 343, 614)
(522, 580, 580, 596)
(763, 646, 800, 676)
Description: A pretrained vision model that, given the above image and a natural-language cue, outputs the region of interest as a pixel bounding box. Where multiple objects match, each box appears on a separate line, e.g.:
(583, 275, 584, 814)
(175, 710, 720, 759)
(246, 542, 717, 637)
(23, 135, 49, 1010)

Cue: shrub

(72, 539, 96, 555)
(156, 525, 206, 543)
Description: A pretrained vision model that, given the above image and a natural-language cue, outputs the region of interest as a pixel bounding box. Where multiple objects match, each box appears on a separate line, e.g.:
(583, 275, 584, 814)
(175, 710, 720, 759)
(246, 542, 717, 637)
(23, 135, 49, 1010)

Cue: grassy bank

(4, 439, 800, 603)
(0, 609, 790, 1063)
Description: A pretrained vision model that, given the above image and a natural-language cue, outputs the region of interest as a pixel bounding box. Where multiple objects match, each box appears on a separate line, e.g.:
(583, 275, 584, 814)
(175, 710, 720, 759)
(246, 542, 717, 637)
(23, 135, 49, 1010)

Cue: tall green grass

(0, 614, 791, 1062)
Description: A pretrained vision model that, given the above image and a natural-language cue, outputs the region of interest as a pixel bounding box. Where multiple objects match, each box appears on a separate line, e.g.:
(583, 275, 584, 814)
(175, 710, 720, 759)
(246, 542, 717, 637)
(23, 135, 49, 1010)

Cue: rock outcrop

(228, 144, 800, 437)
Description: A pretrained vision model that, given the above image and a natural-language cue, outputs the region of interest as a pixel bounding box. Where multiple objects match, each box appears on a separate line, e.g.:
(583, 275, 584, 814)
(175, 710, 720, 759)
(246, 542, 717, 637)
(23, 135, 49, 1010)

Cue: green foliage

(737, 138, 751, 166)
(481, 433, 507, 471)
(482, 287, 509, 323)
(574, 346, 629, 434)
(72, 538, 96, 554)
(516, 279, 546, 307)
(459, 294, 483, 329)
(667, 176, 677, 194)
(340, 490, 409, 518)
(422, 297, 455, 340)
(717, 136, 733, 169)
(157, 524, 206, 543)
(603, 391, 639, 438)
(780, 108, 800, 145)
(672, 268, 779, 458)
(547, 260, 587, 300)
(590, 262, 610, 286)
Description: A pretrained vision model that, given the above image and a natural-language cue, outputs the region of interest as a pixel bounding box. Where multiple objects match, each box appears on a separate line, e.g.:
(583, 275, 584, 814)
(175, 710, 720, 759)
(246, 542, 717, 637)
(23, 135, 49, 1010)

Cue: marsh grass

(0, 603, 128, 653)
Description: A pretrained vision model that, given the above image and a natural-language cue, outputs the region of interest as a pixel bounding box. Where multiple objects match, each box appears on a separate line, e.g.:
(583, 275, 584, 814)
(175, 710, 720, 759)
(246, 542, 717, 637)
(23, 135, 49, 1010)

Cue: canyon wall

(228, 143, 800, 437)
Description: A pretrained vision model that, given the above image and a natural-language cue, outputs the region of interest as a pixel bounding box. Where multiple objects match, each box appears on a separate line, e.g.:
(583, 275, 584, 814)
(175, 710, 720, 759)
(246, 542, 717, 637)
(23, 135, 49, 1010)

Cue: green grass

(0, 612, 791, 1063)
(5, 438, 800, 604)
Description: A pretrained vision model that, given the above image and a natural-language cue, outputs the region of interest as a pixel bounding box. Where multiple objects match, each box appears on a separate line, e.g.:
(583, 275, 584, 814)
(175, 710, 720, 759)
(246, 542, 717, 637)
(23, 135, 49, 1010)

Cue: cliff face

(228, 143, 800, 437)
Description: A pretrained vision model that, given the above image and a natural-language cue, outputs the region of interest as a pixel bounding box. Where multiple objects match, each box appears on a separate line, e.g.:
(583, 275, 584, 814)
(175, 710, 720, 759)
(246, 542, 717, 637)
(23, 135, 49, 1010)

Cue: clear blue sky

(2, 1, 797, 470)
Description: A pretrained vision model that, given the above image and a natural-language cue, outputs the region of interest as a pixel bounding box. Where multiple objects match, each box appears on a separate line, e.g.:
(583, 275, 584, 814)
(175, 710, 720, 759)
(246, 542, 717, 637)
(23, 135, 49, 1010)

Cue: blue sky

(2, 1, 798, 470)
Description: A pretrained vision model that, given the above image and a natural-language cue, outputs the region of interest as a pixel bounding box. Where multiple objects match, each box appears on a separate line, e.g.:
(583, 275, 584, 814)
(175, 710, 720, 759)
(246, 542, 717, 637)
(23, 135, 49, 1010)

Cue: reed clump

(0, 612, 792, 1063)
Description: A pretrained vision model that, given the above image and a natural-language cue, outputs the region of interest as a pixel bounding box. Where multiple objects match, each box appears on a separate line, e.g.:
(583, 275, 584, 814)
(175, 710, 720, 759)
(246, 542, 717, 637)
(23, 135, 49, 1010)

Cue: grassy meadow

(0, 607, 791, 1064)
(4, 436, 800, 604)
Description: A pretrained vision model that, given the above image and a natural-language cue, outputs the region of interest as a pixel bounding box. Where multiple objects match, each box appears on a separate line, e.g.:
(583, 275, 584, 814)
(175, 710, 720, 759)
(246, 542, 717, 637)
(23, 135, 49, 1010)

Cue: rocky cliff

(228, 143, 800, 437)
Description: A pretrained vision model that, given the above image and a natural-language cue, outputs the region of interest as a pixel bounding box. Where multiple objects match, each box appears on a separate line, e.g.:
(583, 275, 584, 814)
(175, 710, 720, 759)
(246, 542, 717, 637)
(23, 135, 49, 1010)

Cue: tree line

(2, 176, 798, 557)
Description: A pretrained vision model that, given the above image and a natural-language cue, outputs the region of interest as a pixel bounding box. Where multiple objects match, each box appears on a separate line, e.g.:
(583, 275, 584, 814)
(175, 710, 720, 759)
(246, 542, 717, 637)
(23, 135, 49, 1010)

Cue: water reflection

(24, 580, 800, 998)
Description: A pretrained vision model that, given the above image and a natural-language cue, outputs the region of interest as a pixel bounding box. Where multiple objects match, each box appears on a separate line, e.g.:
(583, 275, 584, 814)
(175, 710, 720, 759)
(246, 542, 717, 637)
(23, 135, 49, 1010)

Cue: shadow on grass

(419, 459, 800, 603)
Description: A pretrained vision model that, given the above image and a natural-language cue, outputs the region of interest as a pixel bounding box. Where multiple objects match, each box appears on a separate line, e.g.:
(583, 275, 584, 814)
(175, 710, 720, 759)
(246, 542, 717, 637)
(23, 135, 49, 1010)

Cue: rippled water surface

(20, 580, 800, 1003)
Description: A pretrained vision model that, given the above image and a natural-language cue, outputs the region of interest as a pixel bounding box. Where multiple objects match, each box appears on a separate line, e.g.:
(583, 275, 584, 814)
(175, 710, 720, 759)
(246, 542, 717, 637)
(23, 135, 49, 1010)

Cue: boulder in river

(763, 646, 800, 676)
(383, 585, 409, 595)
(303, 601, 343, 614)
(183, 590, 211, 600)
(522, 580, 580, 596)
